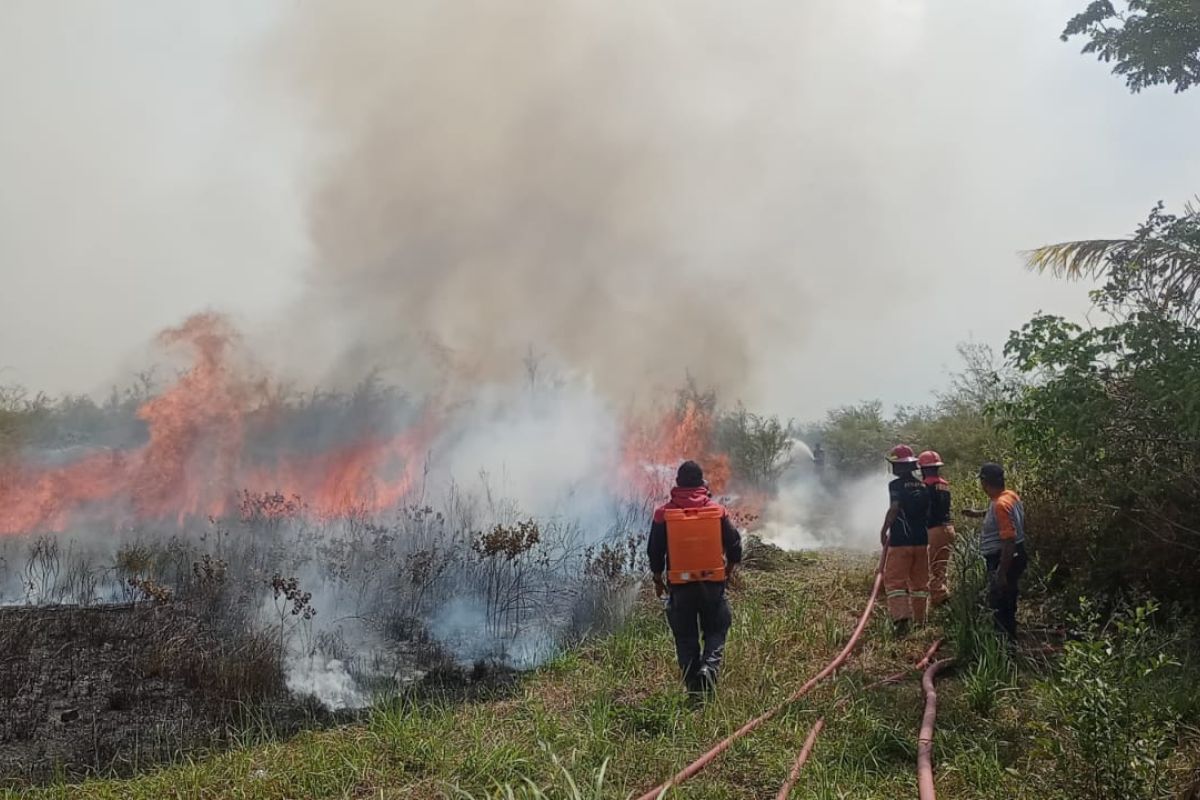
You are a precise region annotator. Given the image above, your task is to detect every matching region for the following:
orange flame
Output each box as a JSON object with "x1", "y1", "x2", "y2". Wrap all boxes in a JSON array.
[
  {"x1": 0, "y1": 314, "x2": 435, "y2": 534},
  {"x1": 0, "y1": 314, "x2": 769, "y2": 536},
  {"x1": 620, "y1": 399, "x2": 731, "y2": 500}
]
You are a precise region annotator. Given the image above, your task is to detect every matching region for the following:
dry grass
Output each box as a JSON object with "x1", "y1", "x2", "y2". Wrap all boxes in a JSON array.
[{"x1": 5, "y1": 550, "x2": 1196, "y2": 800}]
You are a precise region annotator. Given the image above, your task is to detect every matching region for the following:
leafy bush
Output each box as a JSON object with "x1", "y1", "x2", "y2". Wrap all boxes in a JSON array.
[
  {"x1": 816, "y1": 400, "x2": 894, "y2": 475},
  {"x1": 1003, "y1": 202, "x2": 1200, "y2": 605},
  {"x1": 1050, "y1": 599, "x2": 1180, "y2": 799},
  {"x1": 715, "y1": 406, "x2": 794, "y2": 489},
  {"x1": 944, "y1": 533, "x2": 1016, "y2": 716}
]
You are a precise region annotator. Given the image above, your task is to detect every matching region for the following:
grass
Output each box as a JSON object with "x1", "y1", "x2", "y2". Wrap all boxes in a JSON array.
[{"x1": 4, "y1": 549, "x2": 1194, "y2": 800}]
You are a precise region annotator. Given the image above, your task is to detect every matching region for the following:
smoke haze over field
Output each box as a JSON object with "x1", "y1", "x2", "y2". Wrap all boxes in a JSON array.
[
  {"x1": 3, "y1": 0, "x2": 1200, "y2": 414},
  {"x1": 6, "y1": 1, "x2": 1200, "y2": 710}
]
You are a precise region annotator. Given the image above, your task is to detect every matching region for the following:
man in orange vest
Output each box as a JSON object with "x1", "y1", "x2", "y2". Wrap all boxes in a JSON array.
[
  {"x1": 918, "y1": 450, "x2": 956, "y2": 606},
  {"x1": 648, "y1": 461, "x2": 743, "y2": 696},
  {"x1": 963, "y1": 462, "x2": 1028, "y2": 643}
]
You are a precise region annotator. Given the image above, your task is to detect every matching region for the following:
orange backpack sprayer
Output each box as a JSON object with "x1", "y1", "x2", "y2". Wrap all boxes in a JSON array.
[{"x1": 664, "y1": 506, "x2": 727, "y2": 584}]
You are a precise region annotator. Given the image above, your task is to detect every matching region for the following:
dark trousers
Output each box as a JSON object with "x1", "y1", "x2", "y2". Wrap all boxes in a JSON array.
[
  {"x1": 665, "y1": 581, "x2": 731, "y2": 688},
  {"x1": 984, "y1": 543, "x2": 1027, "y2": 641}
]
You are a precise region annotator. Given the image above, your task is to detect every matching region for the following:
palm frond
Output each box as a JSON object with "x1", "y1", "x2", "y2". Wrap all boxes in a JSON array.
[
  {"x1": 1025, "y1": 238, "x2": 1200, "y2": 311},
  {"x1": 1023, "y1": 239, "x2": 1131, "y2": 280}
]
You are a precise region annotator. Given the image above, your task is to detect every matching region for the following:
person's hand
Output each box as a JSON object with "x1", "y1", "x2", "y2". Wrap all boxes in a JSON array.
[
  {"x1": 726, "y1": 568, "x2": 742, "y2": 592},
  {"x1": 653, "y1": 575, "x2": 666, "y2": 598}
]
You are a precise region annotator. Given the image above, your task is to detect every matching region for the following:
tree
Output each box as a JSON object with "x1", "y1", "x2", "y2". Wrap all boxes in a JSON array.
[
  {"x1": 1026, "y1": 201, "x2": 1200, "y2": 324},
  {"x1": 819, "y1": 401, "x2": 895, "y2": 476},
  {"x1": 1062, "y1": 1, "x2": 1200, "y2": 93},
  {"x1": 1004, "y1": 200, "x2": 1200, "y2": 604},
  {"x1": 715, "y1": 407, "x2": 794, "y2": 489}
]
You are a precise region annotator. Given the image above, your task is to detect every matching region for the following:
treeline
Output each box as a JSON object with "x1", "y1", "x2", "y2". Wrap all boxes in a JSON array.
[
  {"x1": 799, "y1": 202, "x2": 1200, "y2": 609},
  {"x1": 0, "y1": 370, "x2": 418, "y2": 460}
]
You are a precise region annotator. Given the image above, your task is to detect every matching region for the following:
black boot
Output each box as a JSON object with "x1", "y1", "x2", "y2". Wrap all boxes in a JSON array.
[{"x1": 893, "y1": 618, "x2": 911, "y2": 638}]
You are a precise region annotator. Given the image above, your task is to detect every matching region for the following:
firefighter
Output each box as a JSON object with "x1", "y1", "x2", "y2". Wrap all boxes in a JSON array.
[
  {"x1": 918, "y1": 450, "x2": 956, "y2": 607},
  {"x1": 879, "y1": 445, "x2": 931, "y2": 636},
  {"x1": 963, "y1": 463, "x2": 1027, "y2": 643},
  {"x1": 648, "y1": 460, "x2": 743, "y2": 697}
]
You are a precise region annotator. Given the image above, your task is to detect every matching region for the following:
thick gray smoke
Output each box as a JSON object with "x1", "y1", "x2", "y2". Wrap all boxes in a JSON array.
[{"x1": 265, "y1": 0, "x2": 818, "y2": 403}]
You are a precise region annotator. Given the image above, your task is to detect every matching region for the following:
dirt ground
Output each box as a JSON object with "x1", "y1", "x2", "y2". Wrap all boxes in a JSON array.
[{"x1": 0, "y1": 603, "x2": 284, "y2": 785}]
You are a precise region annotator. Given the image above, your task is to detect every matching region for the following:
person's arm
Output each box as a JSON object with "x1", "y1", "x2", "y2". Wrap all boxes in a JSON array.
[
  {"x1": 996, "y1": 539, "x2": 1015, "y2": 587},
  {"x1": 880, "y1": 501, "x2": 900, "y2": 547},
  {"x1": 721, "y1": 515, "x2": 743, "y2": 578},
  {"x1": 994, "y1": 496, "x2": 1017, "y2": 587},
  {"x1": 648, "y1": 520, "x2": 668, "y2": 596}
]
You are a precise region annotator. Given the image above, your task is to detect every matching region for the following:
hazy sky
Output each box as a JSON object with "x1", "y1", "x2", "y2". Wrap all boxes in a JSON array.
[{"x1": 2, "y1": 0, "x2": 1198, "y2": 420}]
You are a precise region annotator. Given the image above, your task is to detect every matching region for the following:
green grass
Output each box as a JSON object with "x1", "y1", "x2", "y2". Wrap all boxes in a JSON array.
[{"x1": 4, "y1": 550, "x2": 1194, "y2": 799}]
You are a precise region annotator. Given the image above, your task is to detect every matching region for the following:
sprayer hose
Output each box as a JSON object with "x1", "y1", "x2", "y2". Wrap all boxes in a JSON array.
[
  {"x1": 632, "y1": 545, "x2": 890, "y2": 800},
  {"x1": 917, "y1": 658, "x2": 954, "y2": 800},
  {"x1": 773, "y1": 638, "x2": 944, "y2": 799}
]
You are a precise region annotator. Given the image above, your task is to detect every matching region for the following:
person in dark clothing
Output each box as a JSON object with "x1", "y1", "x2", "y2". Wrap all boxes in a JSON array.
[
  {"x1": 648, "y1": 460, "x2": 743, "y2": 696},
  {"x1": 918, "y1": 450, "x2": 957, "y2": 607},
  {"x1": 879, "y1": 445, "x2": 931, "y2": 636}
]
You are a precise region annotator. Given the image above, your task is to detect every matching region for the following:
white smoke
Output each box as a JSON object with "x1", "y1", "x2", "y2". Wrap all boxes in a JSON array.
[
  {"x1": 432, "y1": 380, "x2": 619, "y2": 525},
  {"x1": 285, "y1": 656, "x2": 368, "y2": 711},
  {"x1": 759, "y1": 452, "x2": 886, "y2": 551}
]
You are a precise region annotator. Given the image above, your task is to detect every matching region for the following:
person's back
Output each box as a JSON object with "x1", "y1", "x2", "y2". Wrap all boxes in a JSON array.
[
  {"x1": 880, "y1": 445, "x2": 932, "y2": 635},
  {"x1": 888, "y1": 472, "x2": 931, "y2": 547},
  {"x1": 919, "y1": 450, "x2": 956, "y2": 606},
  {"x1": 648, "y1": 460, "x2": 742, "y2": 698},
  {"x1": 981, "y1": 488, "x2": 1026, "y2": 555}
]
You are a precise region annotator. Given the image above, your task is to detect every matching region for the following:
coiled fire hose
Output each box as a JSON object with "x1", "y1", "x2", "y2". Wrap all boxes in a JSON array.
[
  {"x1": 633, "y1": 545, "x2": 890, "y2": 800},
  {"x1": 773, "y1": 638, "x2": 944, "y2": 800},
  {"x1": 917, "y1": 658, "x2": 954, "y2": 800}
]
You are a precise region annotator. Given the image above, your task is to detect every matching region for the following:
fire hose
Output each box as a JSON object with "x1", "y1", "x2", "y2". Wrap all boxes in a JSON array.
[
  {"x1": 633, "y1": 545, "x2": 889, "y2": 800},
  {"x1": 917, "y1": 658, "x2": 954, "y2": 800},
  {"x1": 773, "y1": 638, "x2": 944, "y2": 800}
]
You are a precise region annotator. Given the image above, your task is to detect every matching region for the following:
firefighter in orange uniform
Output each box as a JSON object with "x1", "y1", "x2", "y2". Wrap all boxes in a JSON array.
[
  {"x1": 879, "y1": 445, "x2": 931, "y2": 636},
  {"x1": 648, "y1": 461, "x2": 743, "y2": 696},
  {"x1": 918, "y1": 450, "x2": 956, "y2": 606}
]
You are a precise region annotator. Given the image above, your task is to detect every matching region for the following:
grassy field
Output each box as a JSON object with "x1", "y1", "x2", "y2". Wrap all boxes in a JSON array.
[{"x1": 5, "y1": 545, "x2": 1194, "y2": 800}]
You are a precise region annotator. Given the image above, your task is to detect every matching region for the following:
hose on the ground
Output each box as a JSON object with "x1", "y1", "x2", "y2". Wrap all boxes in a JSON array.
[
  {"x1": 633, "y1": 545, "x2": 889, "y2": 800},
  {"x1": 917, "y1": 658, "x2": 953, "y2": 800},
  {"x1": 773, "y1": 638, "x2": 944, "y2": 800},
  {"x1": 773, "y1": 718, "x2": 825, "y2": 800}
]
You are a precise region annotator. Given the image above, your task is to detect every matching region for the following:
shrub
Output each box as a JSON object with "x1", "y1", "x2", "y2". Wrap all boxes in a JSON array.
[
  {"x1": 1050, "y1": 598, "x2": 1180, "y2": 799},
  {"x1": 715, "y1": 407, "x2": 794, "y2": 489},
  {"x1": 944, "y1": 534, "x2": 1016, "y2": 716}
]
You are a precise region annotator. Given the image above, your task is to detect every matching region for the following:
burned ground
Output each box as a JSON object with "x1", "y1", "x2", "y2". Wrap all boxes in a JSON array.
[{"x1": 0, "y1": 602, "x2": 288, "y2": 786}]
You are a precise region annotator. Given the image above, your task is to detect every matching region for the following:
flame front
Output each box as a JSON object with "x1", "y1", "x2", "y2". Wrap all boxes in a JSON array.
[
  {"x1": 620, "y1": 399, "x2": 731, "y2": 499},
  {"x1": 0, "y1": 314, "x2": 436, "y2": 534},
  {"x1": 0, "y1": 314, "x2": 758, "y2": 536}
]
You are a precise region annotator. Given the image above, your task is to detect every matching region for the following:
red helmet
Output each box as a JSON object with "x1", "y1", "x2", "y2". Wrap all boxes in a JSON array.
[
  {"x1": 885, "y1": 444, "x2": 918, "y2": 464},
  {"x1": 917, "y1": 450, "x2": 944, "y2": 468}
]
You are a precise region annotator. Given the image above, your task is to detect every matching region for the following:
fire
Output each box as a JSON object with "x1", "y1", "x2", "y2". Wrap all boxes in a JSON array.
[
  {"x1": 0, "y1": 314, "x2": 761, "y2": 537},
  {"x1": 620, "y1": 398, "x2": 732, "y2": 499},
  {"x1": 0, "y1": 314, "x2": 435, "y2": 534}
]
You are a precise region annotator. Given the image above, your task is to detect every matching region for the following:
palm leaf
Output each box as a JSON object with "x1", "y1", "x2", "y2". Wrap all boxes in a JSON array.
[
  {"x1": 1025, "y1": 237, "x2": 1200, "y2": 313},
  {"x1": 1023, "y1": 239, "x2": 1131, "y2": 280}
]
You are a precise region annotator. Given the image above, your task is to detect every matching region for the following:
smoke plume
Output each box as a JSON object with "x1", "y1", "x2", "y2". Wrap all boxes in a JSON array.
[{"x1": 263, "y1": 0, "x2": 826, "y2": 403}]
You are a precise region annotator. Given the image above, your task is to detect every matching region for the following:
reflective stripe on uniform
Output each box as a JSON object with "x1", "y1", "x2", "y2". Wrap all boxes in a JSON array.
[{"x1": 886, "y1": 589, "x2": 909, "y2": 598}]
